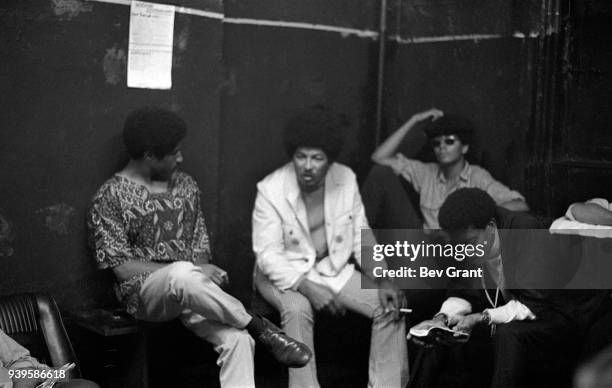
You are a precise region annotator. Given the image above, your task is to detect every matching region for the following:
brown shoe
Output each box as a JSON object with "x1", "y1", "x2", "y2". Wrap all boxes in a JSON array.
[{"x1": 257, "y1": 317, "x2": 312, "y2": 368}]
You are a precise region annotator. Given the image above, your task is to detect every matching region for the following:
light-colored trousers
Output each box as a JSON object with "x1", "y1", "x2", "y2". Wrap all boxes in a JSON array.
[
  {"x1": 136, "y1": 261, "x2": 255, "y2": 388},
  {"x1": 255, "y1": 269, "x2": 409, "y2": 388}
]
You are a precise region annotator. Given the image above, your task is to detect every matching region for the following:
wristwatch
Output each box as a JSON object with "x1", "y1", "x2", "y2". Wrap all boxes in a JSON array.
[{"x1": 481, "y1": 310, "x2": 492, "y2": 325}]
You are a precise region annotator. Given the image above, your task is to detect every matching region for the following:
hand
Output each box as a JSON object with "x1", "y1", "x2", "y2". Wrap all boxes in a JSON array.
[
  {"x1": 197, "y1": 263, "x2": 229, "y2": 287},
  {"x1": 298, "y1": 280, "x2": 345, "y2": 315},
  {"x1": 408, "y1": 319, "x2": 448, "y2": 348},
  {"x1": 377, "y1": 281, "x2": 406, "y2": 321},
  {"x1": 410, "y1": 108, "x2": 444, "y2": 124},
  {"x1": 453, "y1": 313, "x2": 482, "y2": 334},
  {"x1": 11, "y1": 368, "x2": 51, "y2": 388}
]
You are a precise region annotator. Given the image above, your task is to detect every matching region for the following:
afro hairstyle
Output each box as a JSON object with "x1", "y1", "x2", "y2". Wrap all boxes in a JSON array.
[
  {"x1": 438, "y1": 188, "x2": 498, "y2": 231},
  {"x1": 424, "y1": 114, "x2": 474, "y2": 145},
  {"x1": 282, "y1": 105, "x2": 347, "y2": 162},
  {"x1": 123, "y1": 106, "x2": 187, "y2": 159}
]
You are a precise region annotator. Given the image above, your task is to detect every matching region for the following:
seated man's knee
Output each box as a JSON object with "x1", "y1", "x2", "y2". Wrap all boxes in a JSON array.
[
  {"x1": 494, "y1": 322, "x2": 521, "y2": 339},
  {"x1": 365, "y1": 164, "x2": 396, "y2": 185},
  {"x1": 222, "y1": 328, "x2": 255, "y2": 351},
  {"x1": 493, "y1": 322, "x2": 531, "y2": 351},
  {"x1": 167, "y1": 261, "x2": 202, "y2": 287},
  {"x1": 281, "y1": 296, "x2": 314, "y2": 324}
]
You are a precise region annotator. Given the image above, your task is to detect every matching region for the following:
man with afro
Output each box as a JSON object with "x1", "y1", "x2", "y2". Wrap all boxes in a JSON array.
[
  {"x1": 252, "y1": 105, "x2": 409, "y2": 388},
  {"x1": 88, "y1": 107, "x2": 311, "y2": 387}
]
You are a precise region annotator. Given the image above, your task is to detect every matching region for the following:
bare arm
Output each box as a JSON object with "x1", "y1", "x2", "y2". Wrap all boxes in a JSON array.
[
  {"x1": 499, "y1": 198, "x2": 529, "y2": 212},
  {"x1": 112, "y1": 260, "x2": 168, "y2": 283},
  {"x1": 371, "y1": 108, "x2": 444, "y2": 166},
  {"x1": 571, "y1": 203, "x2": 612, "y2": 226}
]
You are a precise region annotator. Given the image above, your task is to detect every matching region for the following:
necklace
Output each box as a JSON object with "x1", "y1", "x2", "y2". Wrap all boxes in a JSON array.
[{"x1": 481, "y1": 277, "x2": 499, "y2": 336}]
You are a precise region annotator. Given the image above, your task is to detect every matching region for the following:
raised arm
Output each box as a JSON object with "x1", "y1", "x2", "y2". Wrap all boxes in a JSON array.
[
  {"x1": 371, "y1": 108, "x2": 444, "y2": 166},
  {"x1": 499, "y1": 198, "x2": 530, "y2": 212},
  {"x1": 570, "y1": 201, "x2": 612, "y2": 226}
]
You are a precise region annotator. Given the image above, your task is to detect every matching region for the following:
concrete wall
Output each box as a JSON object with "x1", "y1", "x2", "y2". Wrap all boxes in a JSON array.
[
  {"x1": 383, "y1": 0, "x2": 542, "y2": 195},
  {"x1": 216, "y1": 0, "x2": 381, "y2": 301},
  {"x1": 0, "y1": 0, "x2": 547, "y2": 308},
  {"x1": 0, "y1": 0, "x2": 223, "y2": 308}
]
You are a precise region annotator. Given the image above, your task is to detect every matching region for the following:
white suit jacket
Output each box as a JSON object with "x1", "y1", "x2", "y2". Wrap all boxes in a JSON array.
[{"x1": 252, "y1": 162, "x2": 371, "y2": 291}]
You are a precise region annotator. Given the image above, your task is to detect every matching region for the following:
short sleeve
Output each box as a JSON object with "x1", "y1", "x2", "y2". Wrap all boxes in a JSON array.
[
  {"x1": 471, "y1": 168, "x2": 524, "y2": 204},
  {"x1": 87, "y1": 187, "x2": 133, "y2": 269},
  {"x1": 388, "y1": 153, "x2": 428, "y2": 192}
]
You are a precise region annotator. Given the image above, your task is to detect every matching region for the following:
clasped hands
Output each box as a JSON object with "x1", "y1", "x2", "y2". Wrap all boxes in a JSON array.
[
  {"x1": 196, "y1": 263, "x2": 229, "y2": 287},
  {"x1": 298, "y1": 279, "x2": 406, "y2": 320},
  {"x1": 410, "y1": 313, "x2": 483, "y2": 348}
]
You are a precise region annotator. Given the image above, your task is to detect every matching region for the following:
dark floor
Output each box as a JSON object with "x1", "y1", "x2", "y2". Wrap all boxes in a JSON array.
[{"x1": 70, "y1": 311, "x2": 374, "y2": 388}]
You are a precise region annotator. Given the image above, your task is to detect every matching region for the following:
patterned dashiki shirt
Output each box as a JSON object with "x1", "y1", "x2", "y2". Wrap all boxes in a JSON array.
[{"x1": 87, "y1": 171, "x2": 211, "y2": 315}]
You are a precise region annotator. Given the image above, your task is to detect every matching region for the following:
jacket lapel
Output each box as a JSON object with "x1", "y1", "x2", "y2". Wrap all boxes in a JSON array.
[
  {"x1": 284, "y1": 164, "x2": 310, "y2": 235},
  {"x1": 324, "y1": 164, "x2": 341, "y2": 248}
]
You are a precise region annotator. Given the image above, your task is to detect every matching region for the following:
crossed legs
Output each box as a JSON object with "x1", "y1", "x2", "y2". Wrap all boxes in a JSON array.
[{"x1": 137, "y1": 261, "x2": 255, "y2": 388}]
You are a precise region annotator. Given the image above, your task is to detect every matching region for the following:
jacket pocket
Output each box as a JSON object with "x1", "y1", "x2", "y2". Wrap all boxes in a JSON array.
[
  {"x1": 330, "y1": 212, "x2": 354, "y2": 253},
  {"x1": 282, "y1": 223, "x2": 303, "y2": 252}
]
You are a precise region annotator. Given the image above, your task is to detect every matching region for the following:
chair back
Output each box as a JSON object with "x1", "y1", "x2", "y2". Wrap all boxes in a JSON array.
[{"x1": 0, "y1": 293, "x2": 81, "y2": 378}]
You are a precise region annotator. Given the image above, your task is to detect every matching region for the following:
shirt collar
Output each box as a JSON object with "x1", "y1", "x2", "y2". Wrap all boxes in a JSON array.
[{"x1": 436, "y1": 161, "x2": 471, "y2": 183}]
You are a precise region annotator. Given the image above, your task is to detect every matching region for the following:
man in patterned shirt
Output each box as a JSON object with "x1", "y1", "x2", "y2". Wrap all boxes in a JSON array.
[{"x1": 87, "y1": 107, "x2": 311, "y2": 388}]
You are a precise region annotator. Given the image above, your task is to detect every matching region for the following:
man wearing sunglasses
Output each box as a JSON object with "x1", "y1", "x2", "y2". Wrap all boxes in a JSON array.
[{"x1": 366, "y1": 108, "x2": 528, "y2": 230}]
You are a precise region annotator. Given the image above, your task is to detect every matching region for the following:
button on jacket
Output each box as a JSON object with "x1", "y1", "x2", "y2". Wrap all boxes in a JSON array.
[{"x1": 252, "y1": 162, "x2": 372, "y2": 292}]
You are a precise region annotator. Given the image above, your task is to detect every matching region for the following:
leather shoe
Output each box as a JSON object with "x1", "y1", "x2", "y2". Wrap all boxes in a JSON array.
[{"x1": 257, "y1": 317, "x2": 312, "y2": 368}]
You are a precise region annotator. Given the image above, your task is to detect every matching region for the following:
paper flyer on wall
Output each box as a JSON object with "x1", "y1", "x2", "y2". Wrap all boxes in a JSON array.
[{"x1": 127, "y1": 1, "x2": 175, "y2": 89}]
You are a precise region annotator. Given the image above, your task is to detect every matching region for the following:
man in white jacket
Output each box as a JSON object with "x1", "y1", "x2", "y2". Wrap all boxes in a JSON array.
[{"x1": 252, "y1": 106, "x2": 408, "y2": 388}]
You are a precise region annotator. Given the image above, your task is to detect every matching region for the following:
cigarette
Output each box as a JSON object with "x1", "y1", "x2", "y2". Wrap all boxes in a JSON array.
[{"x1": 383, "y1": 308, "x2": 413, "y2": 314}]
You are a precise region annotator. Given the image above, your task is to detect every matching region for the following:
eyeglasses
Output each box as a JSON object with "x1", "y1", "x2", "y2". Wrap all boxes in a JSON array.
[{"x1": 430, "y1": 136, "x2": 458, "y2": 148}]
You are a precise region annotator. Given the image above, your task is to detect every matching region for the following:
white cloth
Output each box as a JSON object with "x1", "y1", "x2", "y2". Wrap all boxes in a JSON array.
[
  {"x1": 438, "y1": 297, "x2": 473, "y2": 320},
  {"x1": 484, "y1": 300, "x2": 535, "y2": 324},
  {"x1": 438, "y1": 297, "x2": 534, "y2": 324},
  {"x1": 252, "y1": 162, "x2": 373, "y2": 292},
  {"x1": 549, "y1": 198, "x2": 612, "y2": 238}
]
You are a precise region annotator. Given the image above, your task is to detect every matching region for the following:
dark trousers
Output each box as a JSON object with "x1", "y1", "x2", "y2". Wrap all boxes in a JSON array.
[
  {"x1": 409, "y1": 310, "x2": 580, "y2": 388},
  {"x1": 361, "y1": 165, "x2": 448, "y2": 323},
  {"x1": 581, "y1": 295, "x2": 612, "y2": 361},
  {"x1": 361, "y1": 165, "x2": 422, "y2": 230}
]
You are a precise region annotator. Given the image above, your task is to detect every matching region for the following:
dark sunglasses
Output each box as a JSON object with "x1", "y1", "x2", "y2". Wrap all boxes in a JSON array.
[{"x1": 430, "y1": 136, "x2": 458, "y2": 148}]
